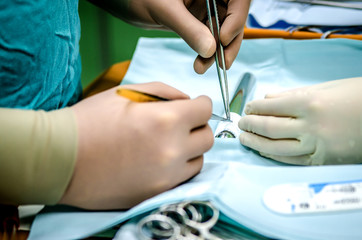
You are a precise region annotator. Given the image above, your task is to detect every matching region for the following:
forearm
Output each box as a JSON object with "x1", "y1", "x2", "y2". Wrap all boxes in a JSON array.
[{"x1": 0, "y1": 108, "x2": 77, "y2": 205}]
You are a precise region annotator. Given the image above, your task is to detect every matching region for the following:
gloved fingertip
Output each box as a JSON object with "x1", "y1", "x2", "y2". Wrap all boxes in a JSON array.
[
  {"x1": 197, "y1": 35, "x2": 215, "y2": 58},
  {"x1": 239, "y1": 132, "x2": 247, "y2": 145},
  {"x1": 265, "y1": 93, "x2": 278, "y2": 99},
  {"x1": 237, "y1": 118, "x2": 244, "y2": 130},
  {"x1": 244, "y1": 104, "x2": 252, "y2": 114},
  {"x1": 220, "y1": 29, "x2": 234, "y2": 48},
  {"x1": 223, "y1": 55, "x2": 233, "y2": 70},
  {"x1": 193, "y1": 57, "x2": 214, "y2": 74},
  {"x1": 193, "y1": 61, "x2": 207, "y2": 75}
]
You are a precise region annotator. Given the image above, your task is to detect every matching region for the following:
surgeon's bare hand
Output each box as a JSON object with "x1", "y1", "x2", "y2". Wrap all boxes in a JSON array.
[
  {"x1": 238, "y1": 78, "x2": 362, "y2": 166},
  {"x1": 59, "y1": 82, "x2": 214, "y2": 210},
  {"x1": 90, "y1": 0, "x2": 250, "y2": 74}
]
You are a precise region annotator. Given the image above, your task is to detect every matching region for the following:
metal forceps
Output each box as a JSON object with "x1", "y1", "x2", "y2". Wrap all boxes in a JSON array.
[{"x1": 206, "y1": 0, "x2": 231, "y2": 121}]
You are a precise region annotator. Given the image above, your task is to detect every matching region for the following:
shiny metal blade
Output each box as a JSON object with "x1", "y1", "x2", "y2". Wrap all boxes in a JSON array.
[{"x1": 229, "y1": 72, "x2": 256, "y2": 115}]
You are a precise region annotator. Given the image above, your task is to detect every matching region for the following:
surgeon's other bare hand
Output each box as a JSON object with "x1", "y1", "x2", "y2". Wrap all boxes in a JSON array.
[
  {"x1": 90, "y1": 0, "x2": 250, "y2": 74},
  {"x1": 59, "y1": 82, "x2": 214, "y2": 210},
  {"x1": 238, "y1": 78, "x2": 362, "y2": 166}
]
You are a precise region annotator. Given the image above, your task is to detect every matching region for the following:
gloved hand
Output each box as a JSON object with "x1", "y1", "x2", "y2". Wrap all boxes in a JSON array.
[
  {"x1": 59, "y1": 82, "x2": 214, "y2": 209},
  {"x1": 89, "y1": 0, "x2": 250, "y2": 74},
  {"x1": 238, "y1": 78, "x2": 362, "y2": 165}
]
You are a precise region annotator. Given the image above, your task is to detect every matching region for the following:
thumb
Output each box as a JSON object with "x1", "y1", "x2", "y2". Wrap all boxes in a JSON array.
[{"x1": 151, "y1": 1, "x2": 216, "y2": 58}]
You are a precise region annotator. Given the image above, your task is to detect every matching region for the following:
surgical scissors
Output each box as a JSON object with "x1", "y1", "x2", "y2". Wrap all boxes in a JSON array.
[
  {"x1": 136, "y1": 200, "x2": 269, "y2": 239},
  {"x1": 137, "y1": 201, "x2": 222, "y2": 239},
  {"x1": 206, "y1": 0, "x2": 231, "y2": 121}
]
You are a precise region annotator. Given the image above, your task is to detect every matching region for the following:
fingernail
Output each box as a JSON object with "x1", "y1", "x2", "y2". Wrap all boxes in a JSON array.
[
  {"x1": 198, "y1": 36, "x2": 215, "y2": 58},
  {"x1": 193, "y1": 63, "x2": 206, "y2": 75},
  {"x1": 238, "y1": 118, "x2": 244, "y2": 129},
  {"x1": 244, "y1": 104, "x2": 251, "y2": 114}
]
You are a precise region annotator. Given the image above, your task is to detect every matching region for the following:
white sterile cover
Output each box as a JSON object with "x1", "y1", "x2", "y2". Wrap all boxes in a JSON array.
[{"x1": 29, "y1": 38, "x2": 362, "y2": 240}]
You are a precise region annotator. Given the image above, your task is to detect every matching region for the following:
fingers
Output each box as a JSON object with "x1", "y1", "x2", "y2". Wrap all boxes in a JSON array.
[
  {"x1": 176, "y1": 95, "x2": 213, "y2": 129},
  {"x1": 219, "y1": 0, "x2": 250, "y2": 47},
  {"x1": 238, "y1": 115, "x2": 302, "y2": 139},
  {"x1": 160, "y1": 0, "x2": 250, "y2": 73},
  {"x1": 194, "y1": 0, "x2": 249, "y2": 72},
  {"x1": 223, "y1": 32, "x2": 243, "y2": 69},
  {"x1": 264, "y1": 81, "x2": 337, "y2": 99},
  {"x1": 193, "y1": 55, "x2": 215, "y2": 74},
  {"x1": 121, "y1": 82, "x2": 190, "y2": 100},
  {"x1": 185, "y1": 125, "x2": 214, "y2": 178},
  {"x1": 244, "y1": 97, "x2": 302, "y2": 117},
  {"x1": 264, "y1": 86, "x2": 311, "y2": 99},
  {"x1": 219, "y1": 0, "x2": 249, "y2": 69},
  {"x1": 259, "y1": 152, "x2": 313, "y2": 166},
  {"x1": 188, "y1": 124, "x2": 214, "y2": 157},
  {"x1": 155, "y1": 1, "x2": 216, "y2": 58},
  {"x1": 185, "y1": 155, "x2": 204, "y2": 179},
  {"x1": 266, "y1": 80, "x2": 345, "y2": 99},
  {"x1": 194, "y1": 31, "x2": 243, "y2": 73},
  {"x1": 239, "y1": 131, "x2": 315, "y2": 156}
]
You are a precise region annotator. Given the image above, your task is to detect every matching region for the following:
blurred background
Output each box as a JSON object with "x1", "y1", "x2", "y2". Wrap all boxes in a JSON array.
[
  {"x1": 79, "y1": 0, "x2": 362, "y2": 88},
  {"x1": 78, "y1": 1, "x2": 179, "y2": 88}
]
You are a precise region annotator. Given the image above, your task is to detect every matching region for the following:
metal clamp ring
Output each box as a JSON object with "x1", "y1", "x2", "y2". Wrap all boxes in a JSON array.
[{"x1": 137, "y1": 214, "x2": 180, "y2": 240}]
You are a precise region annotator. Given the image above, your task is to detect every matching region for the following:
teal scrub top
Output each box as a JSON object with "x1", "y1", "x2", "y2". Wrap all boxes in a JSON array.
[{"x1": 0, "y1": 0, "x2": 82, "y2": 111}]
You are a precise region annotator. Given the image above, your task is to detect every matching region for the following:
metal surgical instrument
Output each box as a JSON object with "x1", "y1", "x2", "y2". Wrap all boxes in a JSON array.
[
  {"x1": 116, "y1": 88, "x2": 229, "y2": 121},
  {"x1": 136, "y1": 200, "x2": 270, "y2": 240},
  {"x1": 206, "y1": 0, "x2": 231, "y2": 121},
  {"x1": 215, "y1": 72, "x2": 256, "y2": 138},
  {"x1": 137, "y1": 201, "x2": 221, "y2": 240},
  {"x1": 229, "y1": 72, "x2": 256, "y2": 116}
]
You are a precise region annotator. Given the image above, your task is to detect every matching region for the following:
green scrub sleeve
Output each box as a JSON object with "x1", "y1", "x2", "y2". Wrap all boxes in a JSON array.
[{"x1": 0, "y1": 107, "x2": 78, "y2": 205}]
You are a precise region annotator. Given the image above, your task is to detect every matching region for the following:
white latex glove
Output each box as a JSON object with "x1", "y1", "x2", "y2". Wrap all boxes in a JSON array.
[
  {"x1": 89, "y1": 0, "x2": 251, "y2": 74},
  {"x1": 238, "y1": 78, "x2": 362, "y2": 165},
  {"x1": 59, "y1": 82, "x2": 214, "y2": 210}
]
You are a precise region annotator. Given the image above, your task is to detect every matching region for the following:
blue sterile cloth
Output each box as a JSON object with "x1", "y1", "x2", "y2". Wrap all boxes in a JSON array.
[
  {"x1": 29, "y1": 38, "x2": 362, "y2": 240},
  {"x1": 0, "y1": 0, "x2": 82, "y2": 110},
  {"x1": 248, "y1": 0, "x2": 362, "y2": 32}
]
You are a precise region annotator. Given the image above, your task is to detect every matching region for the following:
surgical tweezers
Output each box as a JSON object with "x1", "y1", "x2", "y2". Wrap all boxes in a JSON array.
[{"x1": 206, "y1": 0, "x2": 231, "y2": 121}]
